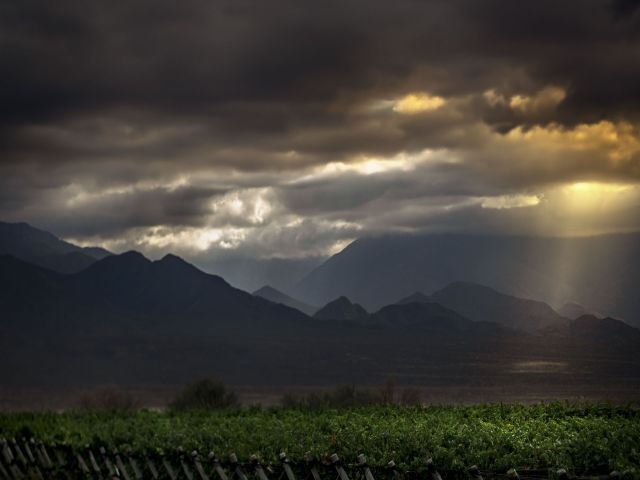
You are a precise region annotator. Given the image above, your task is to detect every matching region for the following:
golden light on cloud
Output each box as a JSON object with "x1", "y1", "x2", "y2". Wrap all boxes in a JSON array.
[
  {"x1": 562, "y1": 182, "x2": 634, "y2": 212},
  {"x1": 505, "y1": 120, "x2": 640, "y2": 166},
  {"x1": 393, "y1": 93, "x2": 445, "y2": 114},
  {"x1": 509, "y1": 86, "x2": 566, "y2": 114},
  {"x1": 484, "y1": 86, "x2": 566, "y2": 114},
  {"x1": 480, "y1": 194, "x2": 541, "y2": 209}
]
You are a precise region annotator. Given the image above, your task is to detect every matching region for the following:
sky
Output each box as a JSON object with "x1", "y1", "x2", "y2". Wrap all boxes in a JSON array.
[{"x1": 1, "y1": 0, "x2": 640, "y2": 263}]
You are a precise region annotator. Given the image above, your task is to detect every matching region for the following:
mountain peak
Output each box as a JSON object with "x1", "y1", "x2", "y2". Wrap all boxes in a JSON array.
[
  {"x1": 0, "y1": 220, "x2": 110, "y2": 273},
  {"x1": 431, "y1": 280, "x2": 566, "y2": 334},
  {"x1": 253, "y1": 285, "x2": 318, "y2": 316},
  {"x1": 159, "y1": 253, "x2": 187, "y2": 264},
  {"x1": 313, "y1": 296, "x2": 368, "y2": 322},
  {"x1": 119, "y1": 250, "x2": 150, "y2": 262},
  {"x1": 253, "y1": 285, "x2": 279, "y2": 296}
]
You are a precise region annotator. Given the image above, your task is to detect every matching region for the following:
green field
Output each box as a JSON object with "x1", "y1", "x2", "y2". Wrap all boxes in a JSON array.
[{"x1": 1, "y1": 403, "x2": 640, "y2": 477}]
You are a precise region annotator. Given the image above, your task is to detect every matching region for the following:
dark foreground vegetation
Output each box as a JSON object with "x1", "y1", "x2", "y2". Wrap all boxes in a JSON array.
[{"x1": 1, "y1": 403, "x2": 639, "y2": 477}]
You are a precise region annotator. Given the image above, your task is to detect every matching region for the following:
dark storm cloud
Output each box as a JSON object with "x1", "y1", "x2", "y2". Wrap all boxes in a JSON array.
[
  {"x1": 1, "y1": 184, "x2": 227, "y2": 238},
  {"x1": 1, "y1": 0, "x2": 639, "y2": 257},
  {"x1": 2, "y1": 0, "x2": 639, "y2": 131},
  {"x1": 610, "y1": 0, "x2": 640, "y2": 19}
]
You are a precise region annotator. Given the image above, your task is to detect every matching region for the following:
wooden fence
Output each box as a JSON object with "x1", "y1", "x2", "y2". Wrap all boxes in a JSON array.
[{"x1": 0, "y1": 437, "x2": 628, "y2": 480}]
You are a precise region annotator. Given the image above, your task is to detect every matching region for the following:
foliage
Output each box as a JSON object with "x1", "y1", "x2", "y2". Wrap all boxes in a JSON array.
[
  {"x1": 0, "y1": 403, "x2": 639, "y2": 477},
  {"x1": 281, "y1": 385, "x2": 379, "y2": 408},
  {"x1": 77, "y1": 385, "x2": 140, "y2": 412},
  {"x1": 169, "y1": 378, "x2": 239, "y2": 410},
  {"x1": 281, "y1": 380, "x2": 421, "y2": 408}
]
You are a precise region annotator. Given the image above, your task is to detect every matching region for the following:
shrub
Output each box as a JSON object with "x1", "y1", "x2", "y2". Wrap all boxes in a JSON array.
[
  {"x1": 280, "y1": 385, "x2": 378, "y2": 408},
  {"x1": 170, "y1": 378, "x2": 239, "y2": 410},
  {"x1": 78, "y1": 385, "x2": 139, "y2": 412}
]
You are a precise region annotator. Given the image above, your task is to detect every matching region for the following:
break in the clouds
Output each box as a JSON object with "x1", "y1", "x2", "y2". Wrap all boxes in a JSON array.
[{"x1": 1, "y1": 0, "x2": 640, "y2": 261}]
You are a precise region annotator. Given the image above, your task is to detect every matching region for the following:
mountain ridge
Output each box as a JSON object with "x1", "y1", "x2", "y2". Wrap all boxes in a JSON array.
[
  {"x1": 0, "y1": 221, "x2": 111, "y2": 274},
  {"x1": 293, "y1": 232, "x2": 640, "y2": 326},
  {"x1": 253, "y1": 285, "x2": 318, "y2": 316}
]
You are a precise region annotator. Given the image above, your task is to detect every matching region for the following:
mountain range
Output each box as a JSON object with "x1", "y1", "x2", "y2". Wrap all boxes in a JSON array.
[
  {"x1": 2, "y1": 221, "x2": 640, "y2": 405},
  {"x1": 292, "y1": 233, "x2": 640, "y2": 327}
]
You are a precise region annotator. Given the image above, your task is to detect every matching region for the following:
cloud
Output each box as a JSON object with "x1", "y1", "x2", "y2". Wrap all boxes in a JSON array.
[
  {"x1": 0, "y1": 0, "x2": 639, "y2": 263},
  {"x1": 393, "y1": 94, "x2": 446, "y2": 114}
]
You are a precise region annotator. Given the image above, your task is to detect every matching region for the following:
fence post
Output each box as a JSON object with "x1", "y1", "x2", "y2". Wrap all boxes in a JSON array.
[
  {"x1": 425, "y1": 459, "x2": 442, "y2": 480},
  {"x1": 145, "y1": 453, "x2": 160, "y2": 480},
  {"x1": 330, "y1": 454, "x2": 350, "y2": 480},
  {"x1": 304, "y1": 453, "x2": 322, "y2": 480},
  {"x1": 159, "y1": 449, "x2": 178, "y2": 480},
  {"x1": 209, "y1": 452, "x2": 229, "y2": 480},
  {"x1": 113, "y1": 448, "x2": 131, "y2": 480},
  {"x1": 178, "y1": 447, "x2": 194, "y2": 480},
  {"x1": 384, "y1": 460, "x2": 400, "y2": 480},
  {"x1": 229, "y1": 453, "x2": 248, "y2": 480},
  {"x1": 192, "y1": 451, "x2": 210, "y2": 480},
  {"x1": 279, "y1": 453, "x2": 296, "y2": 480},
  {"x1": 357, "y1": 454, "x2": 375, "y2": 480},
  {"x1": 250, "y1": 455, "x2": 270, "y2": 480},
  {"x1": 125, "y1": 448, "x2": 143, "y2": 480},
  {"x1": 86, "y1": 445, "x2": 103, "y2": 479},
  {"x1": 100, "y1": 446, "x2": 118, "y2": 478},
  {"x1": 76, "y1": 449, "x2": 91, "y2": 478},
  {"x1": 468, "y1": 465, "x2": 483, "y2": 480}
]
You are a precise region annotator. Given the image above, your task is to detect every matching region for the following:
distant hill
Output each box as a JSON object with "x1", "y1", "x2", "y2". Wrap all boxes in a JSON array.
[
  {"x1": 430, "y1": 281, "x2": 567, "y2": 334},
  {"x1": 293, "y1": 233, "x2": 640, "y2": 326},
  {"x1": 253, "y1": 285, "x2": 317, "y2": 315},
  {"x1": 542, "y1": 314, "x2": 640, "y2": 344},
  {"x1": 312, "y1": 293, "x2": 508, "y2": 335},
  {"x1": 557, "y1": 302, "x2": 597, "y2": 320},
  {"x1": 372, "y1": 301, "x2": 470, "y2": 331},
  {"x1": 0, "y1": 221, "x2": 111, "y2": 274},
  {"x1": 569, "y1": 315, "x2": 640, "y2": 343},
  {"x1": 313, "y1": 296, "x2": 369, "y2": 322}
]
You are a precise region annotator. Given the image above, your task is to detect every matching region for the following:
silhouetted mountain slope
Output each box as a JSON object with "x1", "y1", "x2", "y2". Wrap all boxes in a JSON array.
[
  {"x1": 1, "y1": 251, "x2": 311, "y2": 338},
  {"x1": 569, "y1": 315, "x2": 640, "y2": 342},
  {"x1": 430, "y1": 281, "x2": 567, "y2": 334},
  {"x1": 0, "y1": 255, "x2": 126, "y2": 333},
  {"x1": 542, "y1": 314, "x2": 640, "y2": 344},
  {"x1": 253, "y1": 285, "x2": 317, "y2": 315},
  {"x1": 293, "y1": 233, "x2": 640, "y2": 326},
  {"x1": 197, "y1": 256, "x2": 324, "y2": 293},
  {"x1": 557, "y1": 302, "x2": 597, "y2": 320},
  {"x1": 3, "y1": 253, "x2": 640, "y2": 399},
  {"x1": 372, "y1": 302, "x2": 469, "y2": 331},
  {"x1": 313, "y1": 296, "x2": 369, "y2": 322},
  {"x1": 396, "y1": 292, "x2": 431, "y2": 305},
  {"x1": 0, "y1": 221, "x2": 111, "y2": 274}
]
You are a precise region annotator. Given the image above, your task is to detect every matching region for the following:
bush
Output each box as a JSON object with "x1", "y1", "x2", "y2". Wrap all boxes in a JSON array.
[
  {"x1": 281, "y1": 385, "x2": 378, "y2": 408},
  {"x1": 170, "y1": 378, "x2": 239, "y2": 410},
  {"x1": 78, "y1": 386, "x2": 139, "y2": 412}
]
